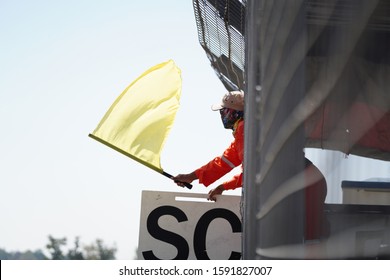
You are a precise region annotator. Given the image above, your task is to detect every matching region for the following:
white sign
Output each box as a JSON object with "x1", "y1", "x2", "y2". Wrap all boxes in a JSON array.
[{"x1": 138, "y1": 190, "x2": 242, "y2": 260}]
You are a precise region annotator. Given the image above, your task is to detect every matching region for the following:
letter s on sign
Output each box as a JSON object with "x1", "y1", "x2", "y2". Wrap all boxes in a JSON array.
[{"x1": 142, "y1": 205, "x2": 189, "y2": 260}]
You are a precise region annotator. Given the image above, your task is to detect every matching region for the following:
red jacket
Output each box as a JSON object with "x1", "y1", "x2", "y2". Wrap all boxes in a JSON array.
[{"x1": 195, "y1": 119, "x2": 244, "y2": 190}]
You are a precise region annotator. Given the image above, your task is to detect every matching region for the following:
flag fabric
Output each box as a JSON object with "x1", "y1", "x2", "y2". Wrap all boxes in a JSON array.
[{"x1": 89, "y1": 60, "x2": 182, "y2": 173}]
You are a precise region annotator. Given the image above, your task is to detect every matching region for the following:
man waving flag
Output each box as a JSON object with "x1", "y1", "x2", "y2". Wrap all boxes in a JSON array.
[{"x1": 89, "y1": 60, "x2": 191, "y2": 188}]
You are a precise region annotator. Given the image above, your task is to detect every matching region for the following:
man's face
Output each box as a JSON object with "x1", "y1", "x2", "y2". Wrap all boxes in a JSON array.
[{"x1": 220, "y1": 107, "x2": 240, "y2": 129}]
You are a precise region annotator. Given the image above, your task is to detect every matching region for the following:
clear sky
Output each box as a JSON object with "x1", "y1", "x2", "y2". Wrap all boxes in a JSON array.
[
  {"x1": 1, "y1": 0, "x2": 389, "y2": 260},
  {"x1": 0, "y1": 0, "x2": 242, "y2": 259}
]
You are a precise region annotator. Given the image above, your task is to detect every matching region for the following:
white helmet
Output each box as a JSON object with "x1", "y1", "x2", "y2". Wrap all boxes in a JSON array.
[{"x1": 211, "y1": 90, "x2": 244, "y2": 111}]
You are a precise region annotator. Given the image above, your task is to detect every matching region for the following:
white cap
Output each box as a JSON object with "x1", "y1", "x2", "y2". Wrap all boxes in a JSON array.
[{"x1": 211, "y1": 90, "x2": 244, "y2": 111}]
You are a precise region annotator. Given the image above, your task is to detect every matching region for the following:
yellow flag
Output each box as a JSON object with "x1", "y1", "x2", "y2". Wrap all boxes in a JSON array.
[{"x1": 89, "y1": 60, "x2": 181, "y2": 173}]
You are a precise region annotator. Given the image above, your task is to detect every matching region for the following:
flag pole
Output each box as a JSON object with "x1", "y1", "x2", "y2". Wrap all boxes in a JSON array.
[
  {"x1": 89, "y1": 134, "x2": 192, "y2": 189},
  {"x1": 161, "y1": 171, "x2": 192, "y2": 189}
]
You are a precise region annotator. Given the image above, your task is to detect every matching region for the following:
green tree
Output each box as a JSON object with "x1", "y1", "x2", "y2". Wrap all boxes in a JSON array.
[
  {"x1": 46, "y1": 235, "x2": 116, "y2": 260},
  {"x1": 0, "y1": 248, "x2": 10, "y2": 259},
  {"x1": 46, "y1": 235, "x2": 67, "y2": 260},
  {"x1": 0, "y1": 248, "x2": 47, "y2": 260},
  {"x1": 67, "y1": 236, "x2": 84, "y2": 260},
  {"x1": 1, "y1": 236, "x2": 117, "y2": 260},
  {"x1": 83, "y1": 239, "x2": 116, "y2": 260}
]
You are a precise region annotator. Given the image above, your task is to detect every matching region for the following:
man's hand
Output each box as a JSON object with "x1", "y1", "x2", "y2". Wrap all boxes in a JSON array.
[
  {"x1": 172, "y1": 172, "x2": 197, "y2": 188},
  {"x1": 207, "y1": 185, "x2": 225, "y2": 201}
]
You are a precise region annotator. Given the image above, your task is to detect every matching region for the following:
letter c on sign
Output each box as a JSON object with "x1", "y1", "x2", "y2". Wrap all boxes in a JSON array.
[{"x1": 193, "y1": 208, "x2": 242, "y2": 260}]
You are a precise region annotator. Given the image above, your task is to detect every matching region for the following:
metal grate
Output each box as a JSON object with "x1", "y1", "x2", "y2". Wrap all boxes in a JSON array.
[
  {"x1": 193, "y1": 0, "x2": 246, "y2": 91},
  {"x1": 193, "y1": 0, "x2": 390, "y2": 92}
]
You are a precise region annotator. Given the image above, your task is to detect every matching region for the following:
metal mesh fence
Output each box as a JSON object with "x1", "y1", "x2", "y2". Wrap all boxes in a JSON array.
[
  {"x1": 193, "y1": 0, "x2": 390, "y2": 260},
  {"x1": 244, "y1": 0, "x2": 390, "y2": 260},
  {"x1": 193, "y1": 0, "x2": 246, "y2": 91}
]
